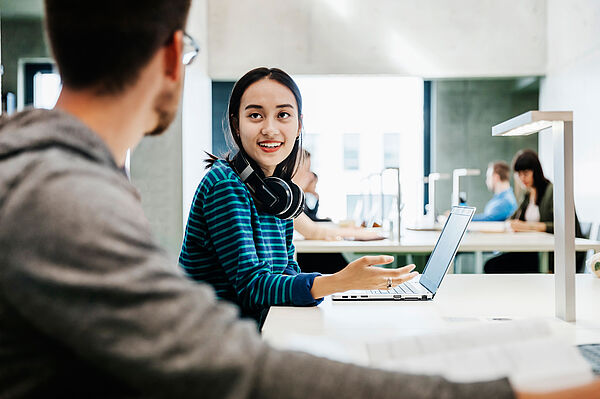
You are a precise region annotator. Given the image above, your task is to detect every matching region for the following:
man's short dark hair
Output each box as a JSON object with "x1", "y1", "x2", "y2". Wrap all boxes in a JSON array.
[
  {"x1": 44, "y1": 0, "x2": 191, "y2": 94},
  {"x1": 490, "y1": 161, "x2": 510, "y2": 182}
]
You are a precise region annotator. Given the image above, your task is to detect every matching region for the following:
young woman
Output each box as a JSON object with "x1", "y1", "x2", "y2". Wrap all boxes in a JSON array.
[
  {"x1": 484, "y1": 149, "x2": 584, "y2": 273},
  {"x1": 179, "y1": 68, "x2": 417, "y2": 324}
]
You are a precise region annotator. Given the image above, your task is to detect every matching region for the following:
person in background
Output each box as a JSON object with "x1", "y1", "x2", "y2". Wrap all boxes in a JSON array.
[
  {"x1": 292, "y1": 149, "x2": 382, "y2": 273},
  {"x1": 2, "y1": 1, "x2": 599, "y2": 397},
  {"x1": 485, "y1": 150, "x2": 584, "y2": 273},
  {"x1": 293, "y1": 150, "x2": 323, "y2": 221},
  {"x1": 472, "y1": 161, "x2": 518, "y2": 222},
  {"x1": 179, "y1": 67, "x2": 417, "y2": 325},
  {"x1": 292, "y1": 151, "x2": 384, "y2": 241}
]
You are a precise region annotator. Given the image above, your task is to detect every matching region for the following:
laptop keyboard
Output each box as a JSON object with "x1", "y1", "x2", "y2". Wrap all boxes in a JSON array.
[
  {"x1": 578, "y1": 344, "x2": 600, "y2": 375},
  {"x1": 369, "y1": 281, "x2": 423, "y2": 295}
]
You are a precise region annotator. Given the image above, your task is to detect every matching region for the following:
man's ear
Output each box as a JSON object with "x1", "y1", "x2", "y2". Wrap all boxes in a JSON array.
[{"x1": 164, "y1": 30, "x2": 184, "y2": 82}]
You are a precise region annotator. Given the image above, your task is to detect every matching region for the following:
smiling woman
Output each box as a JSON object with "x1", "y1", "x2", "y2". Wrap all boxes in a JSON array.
[
  {"x1": 178, "y1": 67, "x2": 417, "y2": 326},
  {"x1": 238, "y1": 78, "x2": 301, "y2": 176}
]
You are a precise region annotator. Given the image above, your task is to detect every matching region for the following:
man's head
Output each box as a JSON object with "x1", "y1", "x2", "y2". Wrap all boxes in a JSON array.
[
  {"x1": 44, "y1": 0, "x2": 192, "y2": 136},
  {"x1": 485, "y1": 161, "x2": 510, "y2": 192}
]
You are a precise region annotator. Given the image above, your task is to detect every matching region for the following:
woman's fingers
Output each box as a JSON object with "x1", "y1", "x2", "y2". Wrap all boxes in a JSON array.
[
  {"x1": 391, "y1": 271, "x2": 419, "y2": 285},
  {"x1": 393, "y1": 264, "x2": 416, "y2": 274},
  {"x1": 352, "y1": 255, "x2": 395, "y2": 268}
]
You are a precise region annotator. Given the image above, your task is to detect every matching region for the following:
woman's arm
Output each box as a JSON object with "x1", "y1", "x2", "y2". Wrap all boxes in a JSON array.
[
  {"x1": 204, "y1": 179, "x2": 319, "y2": 309},
  {"x1": 310, "y1": 257, "x2": 418, "y2": 299},
  {"x1": 509, "y1": 220, "x2": 547, "y2": 232}
]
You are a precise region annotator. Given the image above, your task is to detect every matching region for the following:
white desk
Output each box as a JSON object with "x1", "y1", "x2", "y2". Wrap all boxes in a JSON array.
[
  {"x1": 262, "y1": 275, "x2": 600, "y2": 360},
  {"x1": 294, "y1": 231, "x2": 600, "y2": 273},
  {"x1": 294, "y1": 230, "x2": 600, "y2": 253}
]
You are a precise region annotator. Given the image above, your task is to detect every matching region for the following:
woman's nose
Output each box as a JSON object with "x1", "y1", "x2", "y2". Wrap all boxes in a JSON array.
[{"x1": 261, "y1": 120, "x2": 278, "y2": 136}]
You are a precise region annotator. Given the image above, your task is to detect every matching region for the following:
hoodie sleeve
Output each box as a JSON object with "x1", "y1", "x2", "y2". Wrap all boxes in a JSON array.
[{"x1": 0, "y1": 167, "x2": 515, "y2": 399}]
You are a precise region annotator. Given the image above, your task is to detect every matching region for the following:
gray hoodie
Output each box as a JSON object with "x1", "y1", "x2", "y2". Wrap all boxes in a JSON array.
[{"x1": 0, "y1": 108, "x2": 514, "y2": 398}]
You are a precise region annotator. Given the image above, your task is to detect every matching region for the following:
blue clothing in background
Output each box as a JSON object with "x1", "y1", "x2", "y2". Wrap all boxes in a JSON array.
[
  {"x1": 471, "y1": 188, "x2": 517, "y2": 222},
  {"x1": 179, "y1": 159, "x2": 321, "y2": 322}
]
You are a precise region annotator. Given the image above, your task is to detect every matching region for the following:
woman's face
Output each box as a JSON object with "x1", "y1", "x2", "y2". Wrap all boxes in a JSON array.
[
  {"x1": 237, "y1": 78, "x2": 301, "y2": 176},
  {"x1": 517, "y1": 169, "x2": 534, "y2": 189}
]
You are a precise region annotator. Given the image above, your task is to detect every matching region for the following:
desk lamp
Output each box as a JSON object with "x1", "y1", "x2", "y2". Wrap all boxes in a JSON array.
[
  {"x1": 451, "y1": 168, "x2": 481, "y2": 207},
  {"x1": 492, "y1": 111, "x2": 575, "y2": 321},
  {"x1": 424, "y1": 172, "x2": 450, "y2": 227}
]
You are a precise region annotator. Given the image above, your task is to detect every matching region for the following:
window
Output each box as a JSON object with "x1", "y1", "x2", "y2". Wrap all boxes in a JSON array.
[
  {"x1": 293, "y1": 76, "x2": 424, "y2": 222},
  {"x1": 383, "y1": 133, "x2": 401, "y2": 168},
  {"x1": 33, "y1": 72, "x2": 60, "y2": 109},
  {"x1": 303, "y1": 133, "x2": 320, "y2": 170},
  {"x1": 343, "y1": 133, "x2": 360, "y2": 170},
  {"x1": 17, "y1": 58, "x2": 59, "y2": 111}
]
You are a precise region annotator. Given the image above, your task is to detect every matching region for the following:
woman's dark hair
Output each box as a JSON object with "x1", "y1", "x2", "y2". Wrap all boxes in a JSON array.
[
  {"x1": 512, "y1": 149, "x2": 550, "y2": 205},
  {"x1": 207, "y1": 67, "x2": 303, "y2": 181}
]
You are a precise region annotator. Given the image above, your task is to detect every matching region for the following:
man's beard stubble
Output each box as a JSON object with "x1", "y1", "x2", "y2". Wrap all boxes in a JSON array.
[{"x1": 144, "y1": 80, "x2": 181, "y2": 137}]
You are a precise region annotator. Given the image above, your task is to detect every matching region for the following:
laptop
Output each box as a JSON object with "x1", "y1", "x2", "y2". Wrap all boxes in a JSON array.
[{"x1": 332, "y1": 206, "x2": 475, "y2": 301}]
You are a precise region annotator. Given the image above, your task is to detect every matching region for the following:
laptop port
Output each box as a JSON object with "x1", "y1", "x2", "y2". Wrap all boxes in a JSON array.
[
  {"x1": 350, "y1": 295, "x2": 357, "y2": 298},
  {"x1": 422, "y1": 295, "x2": 428, "y2": 300},
  {"x1": 393, "y1": 295, "x2": 402, "y2": 299},
  {"x1": 342, "y1": 295, "x2": 348, "y2": 298},
  {"x1": 361, "y1": 295, "x2": 368, "y2": 298}
]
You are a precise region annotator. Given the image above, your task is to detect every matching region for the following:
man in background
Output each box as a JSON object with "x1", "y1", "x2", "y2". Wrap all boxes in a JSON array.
[
  {"x1": 0, "y1": 1, "x2": 598, "y2": 398},
  {"x1": 472, "y1": 161, "x2": 518, "y2": 221}
]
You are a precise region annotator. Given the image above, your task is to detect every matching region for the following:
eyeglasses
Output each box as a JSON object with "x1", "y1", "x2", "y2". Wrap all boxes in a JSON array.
[{"x1": 182, "y1": 31, "x2": 200, "y2": 66}]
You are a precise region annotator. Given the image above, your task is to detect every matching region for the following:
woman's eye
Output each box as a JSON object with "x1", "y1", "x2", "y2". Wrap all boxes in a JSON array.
[
  {"x1": 248, "y1": 113, "x2": 262, "y2": 119},
  {"x1": 279, "y1": 111, "x2": 291, "y2": 119}
]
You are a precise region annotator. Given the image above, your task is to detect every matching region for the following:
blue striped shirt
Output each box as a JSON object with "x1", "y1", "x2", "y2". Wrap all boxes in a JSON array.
[{"x1": 179, "y1": 159, "x2": 321, "y2": 321}]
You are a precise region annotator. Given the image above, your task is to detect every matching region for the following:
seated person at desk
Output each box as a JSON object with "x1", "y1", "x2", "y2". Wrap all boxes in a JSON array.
[
  {"x1": 292, "y1": 150, "x2": 324, "y2": 221},
  {"x1": 179, "y1": 67, "x2": 417, "y2": 325},
  {"x1": 472, "y1": 161, "x2": 517, "y2": 221},
  {"x1": 3, "y1": 3, "x2": 600, "y2": 397},
  {"x1": 485, "y1": 150, "x2": 584, "y2": 273},
  {"x1": 292, "y1": 150, "x2": 383, "y2": 274},
  {"x1": 292, "y1": 150, "x2": 383, "y2": 241}
]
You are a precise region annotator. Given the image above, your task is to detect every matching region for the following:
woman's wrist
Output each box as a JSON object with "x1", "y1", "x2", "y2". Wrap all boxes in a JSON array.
[{"x1": 310, "y1": 273, "x2": 345, "y2": 299}]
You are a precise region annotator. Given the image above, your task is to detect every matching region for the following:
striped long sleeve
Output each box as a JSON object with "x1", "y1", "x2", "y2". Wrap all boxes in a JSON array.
[{"x1": 179, "y1": 160, "x2": 321, "y2": 320}]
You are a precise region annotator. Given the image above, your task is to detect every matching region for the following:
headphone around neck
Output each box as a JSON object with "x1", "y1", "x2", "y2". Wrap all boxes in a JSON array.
[{"x1": 230, "y1": 153, "x2": 305, "y2": 220}]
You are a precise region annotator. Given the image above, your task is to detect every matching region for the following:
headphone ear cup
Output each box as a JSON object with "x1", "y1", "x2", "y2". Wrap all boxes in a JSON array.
[
  {"x1": 278, "y1": 181, "x2": 305, "y2": 220},
  {"x1": 263, "y1": 177, "x2": 293, "y2": 216}
]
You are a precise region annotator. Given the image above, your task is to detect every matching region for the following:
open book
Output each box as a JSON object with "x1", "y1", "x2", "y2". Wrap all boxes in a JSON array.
[{"x1": 283, "y1": 319, "x2": 595, "y2": 392}]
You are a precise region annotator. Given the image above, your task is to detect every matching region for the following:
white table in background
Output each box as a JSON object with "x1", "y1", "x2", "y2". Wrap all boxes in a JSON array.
[{"x1": 293, "y1": 230, "x2": 600, "y2": 273}]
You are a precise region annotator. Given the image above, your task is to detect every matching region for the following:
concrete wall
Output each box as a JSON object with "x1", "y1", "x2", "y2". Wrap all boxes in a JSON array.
[
  {"x1": 432, "y1": 80, "x2": 539, "y2": 215},
  {"x1": 0, "y1": 17, "x2": 49, "y2": 96},
  {"x1": 131, "y1": 0, "x2": 212, "y2": 264},
  {"x1": 131, "y1": 107, "x2": 183, "y2": 264},
  {"x1": 539, "y1": 0, "x2": 600, "y2": 225},
  {"x1": 182, "y1": 0, "x2": 212, "y2": 228},
  {"x1": 208, "y1": 0, "x2": 546, "y2": 80}
]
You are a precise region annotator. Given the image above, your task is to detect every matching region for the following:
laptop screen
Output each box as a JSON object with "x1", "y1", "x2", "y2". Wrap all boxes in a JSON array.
[{"x1": 419, "y1": 207, "x2": 474, "y2": 294}]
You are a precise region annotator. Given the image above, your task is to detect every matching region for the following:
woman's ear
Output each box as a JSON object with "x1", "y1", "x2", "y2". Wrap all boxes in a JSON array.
[
  {"x1": 297, "y1": 114, "x2": 303, "y2": 137},
  {"x1": 231, "y1": 114, "x2": 240, "y2": 136}
]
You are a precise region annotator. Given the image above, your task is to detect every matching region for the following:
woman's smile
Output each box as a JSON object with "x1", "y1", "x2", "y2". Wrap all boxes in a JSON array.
[{"x1": 258, "y1": 140, "x2": 284, "y2": 152}]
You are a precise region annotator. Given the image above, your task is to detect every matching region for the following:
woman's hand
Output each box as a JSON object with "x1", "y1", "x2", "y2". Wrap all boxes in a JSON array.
[
  {"x1": 510, "y1": 220, "x2": 546, "y2": 232},
  {"x1": 310, "y1": 256, "x2": 418, "y2": 299},
  {"x1": 334, "y1": 257, "x2": 418, "y2": 292}
]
